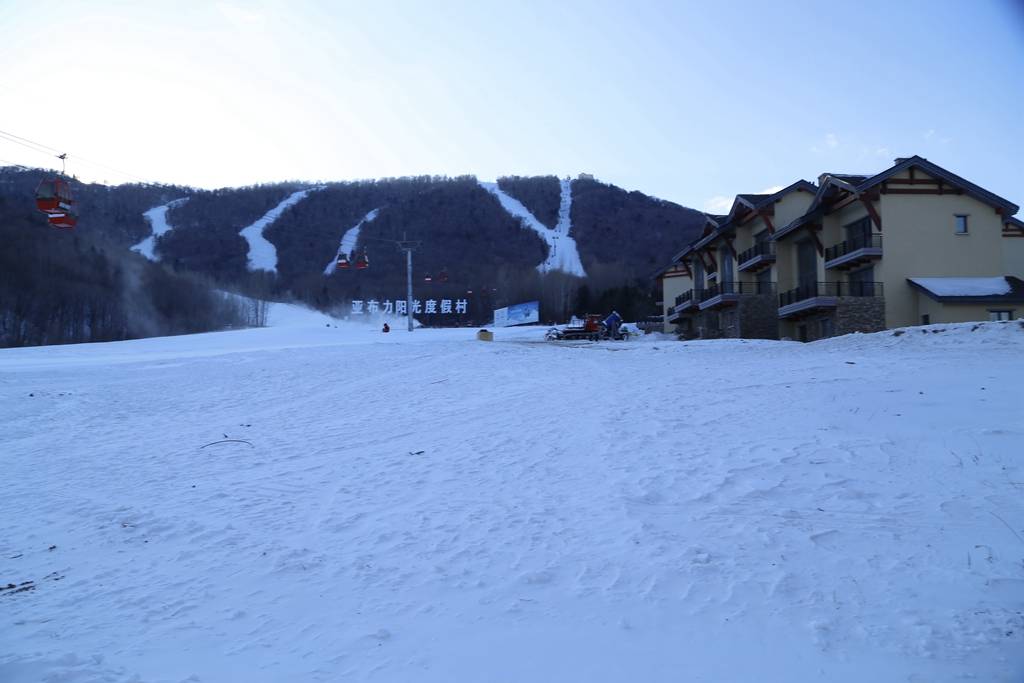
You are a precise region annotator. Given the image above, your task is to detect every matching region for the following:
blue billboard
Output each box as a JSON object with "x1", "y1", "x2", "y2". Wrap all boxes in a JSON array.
[{"x1": 493, "y1": 300, "x2": 540, "y2": 327}]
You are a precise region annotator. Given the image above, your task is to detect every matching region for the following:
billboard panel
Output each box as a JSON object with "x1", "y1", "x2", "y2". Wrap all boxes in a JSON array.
[{"x1": 493, "y1": 300, "x2": 540, "y2": 327}]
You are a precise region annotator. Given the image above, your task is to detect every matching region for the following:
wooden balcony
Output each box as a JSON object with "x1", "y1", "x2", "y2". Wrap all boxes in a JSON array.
[
  {"x1": 667, "y1": 289, "x2": 698, "y2": 322},
  {"x1": 699, "y1": 281, "x2": 775, "y2": 310},
  {"x1": 737, "y1": 242, "x2": 776, "y2": 273},
  {"x1": 824, "y1": 234, "x2": 883, "y2": 270}
]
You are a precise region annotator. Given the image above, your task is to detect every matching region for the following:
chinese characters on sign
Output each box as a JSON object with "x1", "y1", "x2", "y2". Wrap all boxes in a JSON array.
[{"x1": 350, "y1": 299, "x2": 469, "y2": 315}]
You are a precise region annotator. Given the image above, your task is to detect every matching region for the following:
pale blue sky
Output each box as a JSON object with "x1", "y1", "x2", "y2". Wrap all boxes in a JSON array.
[{"x1": 1, "y1": 0, "x2": 1022, "y2": 212}]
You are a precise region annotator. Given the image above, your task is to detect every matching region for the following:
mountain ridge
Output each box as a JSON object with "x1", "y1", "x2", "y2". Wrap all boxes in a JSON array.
[{"x1": 0, "y1": 167, "x2": 704, "y2": 338}]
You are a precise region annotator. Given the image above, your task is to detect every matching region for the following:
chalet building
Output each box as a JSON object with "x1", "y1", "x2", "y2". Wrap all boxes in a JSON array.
[
  {"x1": 658, "y1": 156, "x2": 1024, "y2": 340},
  {"x1": 661, "y1": 182, "x2": 817, "y2": 338}
]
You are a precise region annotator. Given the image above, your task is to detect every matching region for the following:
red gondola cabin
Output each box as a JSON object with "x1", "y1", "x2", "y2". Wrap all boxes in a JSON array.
[
  {"x1": 35, "y1": 178, "x2": 74, "y2": 216},
  {"x1": 47, "y1": 210, "x2": 77, "y2": 229}
]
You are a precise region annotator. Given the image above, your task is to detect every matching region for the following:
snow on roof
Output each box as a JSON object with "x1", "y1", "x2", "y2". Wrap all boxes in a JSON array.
[{"x1": 908, "y1": 277, "x2": 1011, "y2": 297}]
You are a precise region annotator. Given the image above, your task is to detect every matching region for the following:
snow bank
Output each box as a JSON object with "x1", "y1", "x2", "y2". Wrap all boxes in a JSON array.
[
  {"x1": 129, "y1": 197, "x2": 189, "y2": 261},
  {"x1": 909, "y1": 276, "x2": 1011, "y2": 297},
  {"x1": 813, "y1": 318, "x2": 1024, "y2": 353},
  {"x1": 480, "y1": 180, "x2": 586, "y2": 277},
  {"x1": 241, "y1": 187, "x2": 323, "y2": 273},
  {"x1": 1, "y1": 322, "x2": 1022, "y2": 681}
]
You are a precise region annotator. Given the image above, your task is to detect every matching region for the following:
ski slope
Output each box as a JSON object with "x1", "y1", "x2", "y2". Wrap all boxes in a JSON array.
[
  {"x1": 241, "y1": 188, "x2": 322, "y2": 273},
  {"x1": 2, "y1": 315, "x2": 1023, "y2": 682},
  {"x1": 480, "y1": 180, "x2": 586, "y2": 277},
  {"x1": 323, "y1": 208, "x2": 380, "y2": 275},
  {"x1": 130, "y1": 198, "x2": 190, "y2": 262}
]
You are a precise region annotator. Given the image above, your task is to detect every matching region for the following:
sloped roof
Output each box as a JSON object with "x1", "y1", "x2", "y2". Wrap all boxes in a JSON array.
[
  {"x1": 650, "y1": 257, "x2": 691, "y2": 280},
  {"x1": 908, "y1": 276, "x2": 1024, "y2": 303},
  {"x1": 730, "y1": 180, "x2": 818, "y2": 218},
  {"x1": 736, "y1": 193, "x2": 770, "y2": 207},
  {"x1": 776, "y1": 157, "x2": 1021, "y2": 240}
]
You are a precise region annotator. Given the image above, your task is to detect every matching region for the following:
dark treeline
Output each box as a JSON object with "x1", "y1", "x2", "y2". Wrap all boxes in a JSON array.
[
  {"x1": 569, "y1": 176, "x2": 705, "y2": 280},
  {"x1": 0, "y1": 194, "x2": 252, "y2": 348}
]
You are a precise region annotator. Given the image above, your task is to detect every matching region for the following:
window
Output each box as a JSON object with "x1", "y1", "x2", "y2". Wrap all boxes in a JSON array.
[
  {"x1": 955, "y1": 215, "x2": 969, "y2": 234},
  {"x1": 719, "y1": 246, "x2": 734, "y2": 285},
  {"x1": 845, "y1": 216, "x2": 872, "y2": 243},
  {"x1": 921, "y1": 314, "x2": 930, "y2": 325},
  {"x1": 989, "y1": 310, "x2": 1014, "y2": 321},
  {"x1": 848, "y1": 266, "x2": 876, "y2": 295},
  {"x1": 819, "y1": 317, "x2": 834, "y2": 339}
]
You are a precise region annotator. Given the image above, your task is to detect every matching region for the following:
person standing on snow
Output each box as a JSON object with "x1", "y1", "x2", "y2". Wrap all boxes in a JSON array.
[{"x1": 382, "y1": 322, "x2": 390, "y2": 333}]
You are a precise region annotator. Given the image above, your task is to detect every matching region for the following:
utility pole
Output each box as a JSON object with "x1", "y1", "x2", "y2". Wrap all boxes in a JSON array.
[{"x1": 398, "y1": 233, "x2": 420, "y2": 332}]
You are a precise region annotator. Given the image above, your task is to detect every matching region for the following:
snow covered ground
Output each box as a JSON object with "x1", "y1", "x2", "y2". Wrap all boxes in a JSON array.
[
  {"x1": 480, "y1": 180, "x2": 586, "y2": 277},
  {"x1": 2, "y1": 312, "x2": 1023, "y2": 682},
  {"x1": 323, "y1": 208, "x2": 380, "y2": 275},
  {"x1": 130, "y1": 198, "x2": 190, "y2": 262},
  {"x1": 241, "y1": 188, "x2": 322, "y2": 273}
]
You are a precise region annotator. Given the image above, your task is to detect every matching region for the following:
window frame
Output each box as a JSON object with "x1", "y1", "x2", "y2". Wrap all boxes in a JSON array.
[
  {"x1": 954, "y1": 214, "x2": 969, "y2": 235},
  {"x1": 988, "y1": 309, "x2": 1014, "y2": 321}
]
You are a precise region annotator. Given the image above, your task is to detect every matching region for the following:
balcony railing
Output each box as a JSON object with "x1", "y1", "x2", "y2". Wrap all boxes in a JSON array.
[
  {"x1": 668, "y1": 289, "x2": 700, "y2": 321},
  {"x1": 737, "y1": 242, "x2": 776, "y2": 271},
  {"x1": 699, "y1": 281, "x2": 775, "y2": 301},
  {"x1": 698, "y1": 281, "x2": 775, "y2": 310},
  {"x1": 824, "y1": 233, "x2": 883, "y2": 269},
  {"x1": 779, "y1": 281, "x2": 884, "y2": 308}
]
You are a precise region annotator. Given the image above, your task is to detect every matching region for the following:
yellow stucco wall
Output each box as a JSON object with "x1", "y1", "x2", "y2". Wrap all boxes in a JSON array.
[
  {"x1": 775, "y1": 190, "x2": 816, "y2": 228},
  {"x1": 914, "y1": 292, "x2": 1020, "y2": 324},
  {"x1": 880, "y1": 184, "x2": 1006, "y2": 328},
  {"x1": 660, "y1": 272, "x2": 693, "y2": 333},
  {"x1": 1003, "y1": 234, "x2": 1024, "y2": 277}
]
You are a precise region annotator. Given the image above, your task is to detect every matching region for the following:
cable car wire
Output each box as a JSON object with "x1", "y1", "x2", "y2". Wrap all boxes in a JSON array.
[{"x1": 0, "y1": 127, "x2": 155, "y2": 185}]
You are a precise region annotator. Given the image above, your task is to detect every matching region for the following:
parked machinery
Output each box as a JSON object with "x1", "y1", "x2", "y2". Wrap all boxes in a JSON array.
[{"x1": 545, "y1": 311, "x2": 625, "y2": 341}]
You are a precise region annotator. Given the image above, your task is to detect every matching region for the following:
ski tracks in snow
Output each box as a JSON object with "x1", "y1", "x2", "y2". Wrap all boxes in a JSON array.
[
  {"x1": 241, "y1": 187, "x2": 324, "y2": 273},
  {"x1": 130, "y1": 198, "x2": 190, "y2": 262},
  {"x1": 323, "y1": 208, "x2": 380, "y2": 275},
  {"x1": 480, "y1": 179, "x2": 586, "y2": 277}
]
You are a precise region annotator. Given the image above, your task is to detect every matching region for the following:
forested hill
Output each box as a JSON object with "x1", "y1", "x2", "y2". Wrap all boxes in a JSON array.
[{"x1": 0, "y1": 168, "x2": 704, "y2": 332}]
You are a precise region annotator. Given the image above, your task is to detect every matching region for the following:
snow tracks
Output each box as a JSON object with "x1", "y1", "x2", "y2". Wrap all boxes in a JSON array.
[
  {"x1": 130, "y1": 198, "x2": 190, "y2": 262},
  {"x1": 480, "y1": 179, "x2": 586, "y2": 277},
  {"x1": 241, "y1": 187, "x2": 323, "y2": 273}
]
